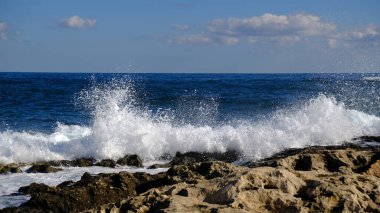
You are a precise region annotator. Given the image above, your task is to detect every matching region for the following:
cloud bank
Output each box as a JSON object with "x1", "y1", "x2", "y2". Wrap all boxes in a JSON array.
[
  {"x1": 59, "y1": 16, "x2": 96, "y2": 30},
  {"x1": 171, "y1": 13, "x2": 336, "y2": 45},
  {"x1": 170, "y1": 13, "x2": 379, "y2": 47},
  {"x1": 347, "y1": 25, "x2": 380, "y2": 44}
]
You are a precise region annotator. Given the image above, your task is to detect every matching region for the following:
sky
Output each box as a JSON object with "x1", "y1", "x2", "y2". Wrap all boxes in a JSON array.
[{"x1": 0, "y1": 0, "x2": 380, "y2": 73}]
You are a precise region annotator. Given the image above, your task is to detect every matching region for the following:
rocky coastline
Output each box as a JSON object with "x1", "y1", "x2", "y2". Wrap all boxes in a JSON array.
[{"x1": 1, "y1": 136, "x2": 380, "y2": 212}]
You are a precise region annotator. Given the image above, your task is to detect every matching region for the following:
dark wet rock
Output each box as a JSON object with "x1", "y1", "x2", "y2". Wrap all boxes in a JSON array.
[
  {"x1": 57, "y1": 180, "x2": 75, "y2": 188},
  {"x1": 354, "y1": 135, "x2": 380, "y2": 143},
  {"x1": 134, "y1": 172, "x2": 174, "y2": 194},
  {"x1": 147, "y1": 162, "x2": 171, "y2": 169},
  {"x1": 167, "y1": 161, "x2": 237, "y2": 183},
  {"x1": 18, "y1": 183, "x2": 51, "y2": 194},
  {"x1": 95, "y1": 159, "x2": 117, "y2": 168},
  {"x1": 0, "y1": 163, "x2": 22, "y2": 174},
  {"x1": 116, "y1": 154, "x2": 143, "y2": 167},
  {"x1": 26, "y1": 163, "x2": 62, "y2": 173},
  {"x1": 45, "y1": 157, "x2": 96, "y2": 167},
  {"x1": 13, "y1": 172, "x2": 138, "y2": 212},
  {"x1": 147, "y1": 150, "x2": 240, "y2": 169},
  {"x1": 73, "y1": 157, "x2": 96, "y2": 167},
  {"x1": 7, "y1": 170, "x2": 176, "y2": 212},
  {"x1": 171, "y1": 150, "x2": 240, "y2": 166}
]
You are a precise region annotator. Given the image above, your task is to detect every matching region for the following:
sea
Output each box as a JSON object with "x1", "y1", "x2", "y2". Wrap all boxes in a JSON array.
[{"x1": 0, "y1": 72, "x2": 380, "y2": 208}]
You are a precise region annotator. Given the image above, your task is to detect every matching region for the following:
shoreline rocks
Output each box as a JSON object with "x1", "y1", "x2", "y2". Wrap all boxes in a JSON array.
[
  {"x1": 2, "y1": 140, "x2": 380, "y2": 212},
  {"x1": 0, "y1": 154, "x2": 144, "y2": 175}
]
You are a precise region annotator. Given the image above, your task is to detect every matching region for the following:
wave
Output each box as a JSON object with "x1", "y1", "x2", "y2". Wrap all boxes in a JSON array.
[
  {"x1": 1, "y1": 79, "x2": 380, "y2": 164},
  {"x1": 363, "y1": 76, "x2": 380, "y2": 81}
]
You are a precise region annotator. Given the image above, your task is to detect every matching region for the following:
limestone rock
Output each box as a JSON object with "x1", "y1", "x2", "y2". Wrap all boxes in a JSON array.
[
  {"x1": 4, "y1": 144, "x2": 380, "y2": 212},
  {"x1": 117, "y1": 154, "x2": 143, "y2": 167}
]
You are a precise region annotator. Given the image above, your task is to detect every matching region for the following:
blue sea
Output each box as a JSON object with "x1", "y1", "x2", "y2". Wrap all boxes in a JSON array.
[
  {"x1": 1, "y1": 72, "x2": 380, "y2": 208},
  {"x1": 1, "y1": 72, "x2": 380, "y2": 163}
]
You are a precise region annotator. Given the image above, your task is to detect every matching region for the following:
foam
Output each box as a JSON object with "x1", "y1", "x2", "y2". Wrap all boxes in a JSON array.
[
  {"x1": 0, "y1": 80, "x2": 379, "y2": 163},
  {"x1": 363, "y1": 76, "x2": 380, "y2": 81}
]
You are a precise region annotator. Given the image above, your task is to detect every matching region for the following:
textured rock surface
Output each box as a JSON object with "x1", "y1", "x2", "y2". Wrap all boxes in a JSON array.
[
  {"x1": 3, "y1": 142, "x2": 380, "y2": 212},
  {"x1": 0, "y1": 163, "x2": 23, "y2": 174},
  {"x1": 116, "y1": 154, "x2": 143, "y2": 167},
  {"x1": 26, "y1": 163, "x2": 62, "y2": 173}
]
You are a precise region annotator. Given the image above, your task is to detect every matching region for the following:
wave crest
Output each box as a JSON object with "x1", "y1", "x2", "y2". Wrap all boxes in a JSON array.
[{"x1": 1, "y1": 80, "x2": 379, "y2": 163}]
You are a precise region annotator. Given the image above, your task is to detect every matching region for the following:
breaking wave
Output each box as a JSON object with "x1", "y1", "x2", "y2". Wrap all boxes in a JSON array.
[{"x1": 1, "y1": 79, "x2": 380, "y2": 163}]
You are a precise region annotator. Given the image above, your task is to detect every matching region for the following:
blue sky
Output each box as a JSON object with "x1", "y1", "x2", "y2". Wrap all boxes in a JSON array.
[{"x1": 0, "y1": 0, "x2": 379, "y2": 73}]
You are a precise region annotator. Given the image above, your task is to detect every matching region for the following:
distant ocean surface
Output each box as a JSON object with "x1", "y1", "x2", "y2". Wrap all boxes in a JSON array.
[{"x1": 1, "y1": 72, "x2": 380, "y2": 163}]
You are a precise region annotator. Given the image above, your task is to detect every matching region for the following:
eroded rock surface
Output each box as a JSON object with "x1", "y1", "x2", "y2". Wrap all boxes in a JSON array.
[{"x1": 3, "y1": 143, "x2": 380, "y2": 212}]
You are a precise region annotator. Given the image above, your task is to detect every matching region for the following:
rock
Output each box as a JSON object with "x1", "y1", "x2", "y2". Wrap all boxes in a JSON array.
[
  {"x1": 14, "y1": 172, "x2": 139, "y2": 212},
  {"x1": 72, "y1": 157, "x2": 96, "y2": 167},
  {"x1": 354, "y1": 135, "x2": 380, "y2": 143},
  {"x1": 4, "y1": 144, "x2": 380, "y2": 212},
  {"x1": 170, "y1": 150, "x2": 240, "y2": 166},
  {"x1": 294, "y1": 155, "x2": 312, "y2": 171},
  {"x1": 26, "y1": 163, "x2": 62, "y2": 173},
  {"x1": 18, "y1": 183, "x2": 51, "y2": 194},
  {"x1": 117, "y1": 154, "x2": 143, "y2": 167},
  {"x1": 95, "y1": 159, "x2": 117, "y2": 168},
  {"x1": 324, "y1": 154, "x2": 348, "y2": 172},
  {"x1": 0, "y1": 163, "x2": 22, "y2": 174},
  {"x1": 147, "y1": 163, "x2": 171, "y2": 169},
  {"x1": 365, "y1": 160, "x2": 380, "y2": 177},
  {"x1": 45, "y1": 157, "x2": 96, "y2": 167}
]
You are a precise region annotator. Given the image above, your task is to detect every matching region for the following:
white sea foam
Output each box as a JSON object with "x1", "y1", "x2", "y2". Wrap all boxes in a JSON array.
[
  {"x1": 0, "y1": 80, "x2": 380, "y2": 164},
  {"x1": 363, "y1": 76, "x2": 380, "y2": 81}
]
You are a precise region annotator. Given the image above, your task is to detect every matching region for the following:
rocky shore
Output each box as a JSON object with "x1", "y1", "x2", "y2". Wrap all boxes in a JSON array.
[{"x1": 1, "y1": 136, "x2": 380, "y2": 212}]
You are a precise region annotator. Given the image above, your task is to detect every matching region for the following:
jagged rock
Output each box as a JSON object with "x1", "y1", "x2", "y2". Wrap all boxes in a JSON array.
[
  {"x1": 26, "y1": 163, "x2": 62, "y2": 173},
  {"x1": 171, "y1": 150, "x2": 240, "y2": 166},
  {"x1": 46, "y1": 157, "x2": 96, "y2": 167},
  {"x1": 95, "y1": 159, "x2": 117, "y2": 168},
  {"x1": 4, "y1": 144, "x2": 380, "y2": 212},
  {"x1": 117, "y1": 154, "x2": 143, "y2": 167},
  {"x1": 14, "y1": 172, "x2": 138, "y2": 212},
  {"x1": 0, "y1": 163, "x2": 22, "y2": 174}
]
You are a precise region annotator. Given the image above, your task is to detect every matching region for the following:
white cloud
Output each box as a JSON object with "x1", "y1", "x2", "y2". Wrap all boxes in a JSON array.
[
  {"x1": 0, "y1": 22, "x2": 9, "y2": 40},
  {"x1": 327, "y1": 25, "x2": 380, "y2": 48},
  {"x1": 168, "y1": 13, "x2": 380, "y2": 48},
  {"x1": 347, "y1": 25, "x2": 380, "y2": 42},
  {"x1": 207, "y1": 13, "x2": 336, "y2": 42},
  {"x1": 170, "y1": 13, "x2": 336, "y2": 45},
  {"x1": 60, "y1": 16, "x2": 96, "y2": 30}
]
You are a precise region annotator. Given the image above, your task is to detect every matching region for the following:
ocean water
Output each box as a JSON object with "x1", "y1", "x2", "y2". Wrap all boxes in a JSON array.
[{"x1": 0, "y1": 72, "x2": 380, "y2": 208}]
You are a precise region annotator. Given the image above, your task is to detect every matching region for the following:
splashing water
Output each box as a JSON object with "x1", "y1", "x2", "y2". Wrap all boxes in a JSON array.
[{"x1": 0, "y1": 78, "x2": 380, "y2": 164}]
